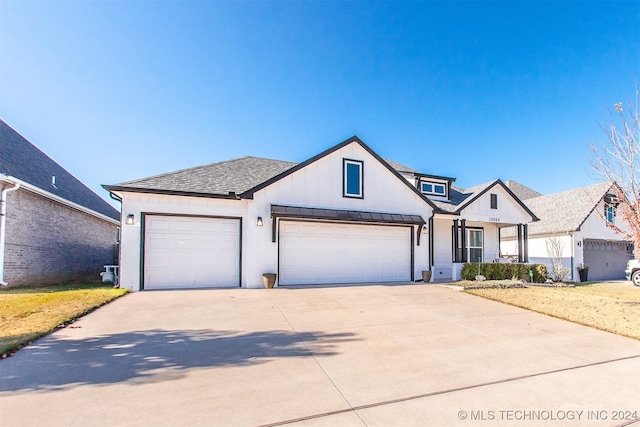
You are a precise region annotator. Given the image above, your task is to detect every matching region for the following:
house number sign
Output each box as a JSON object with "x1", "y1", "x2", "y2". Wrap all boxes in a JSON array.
[{"x1": 488, "y1": 217, "x2": 500, "y2": 222}]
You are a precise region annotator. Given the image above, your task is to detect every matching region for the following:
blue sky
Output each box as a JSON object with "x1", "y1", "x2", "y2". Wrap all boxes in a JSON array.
[{"x1": 1, "y1": 1, "x2": 638, "y2": 207}]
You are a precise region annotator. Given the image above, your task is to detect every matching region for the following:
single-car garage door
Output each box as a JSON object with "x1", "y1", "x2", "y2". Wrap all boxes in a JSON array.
[
  {"x1": 143, "y1": 215, "x2": 241, "y2": 290},
  {"x1": 583, "y1": 239, "x2": 633, "y2": 281},
  {"x1": 279, "y1": 221, "x2": 412, "y2": 285}
]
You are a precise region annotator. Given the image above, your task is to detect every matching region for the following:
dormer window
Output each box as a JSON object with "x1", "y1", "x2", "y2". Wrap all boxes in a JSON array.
[
  {"x1": 420, "y1": 181, "x2": 446, "y2": 197},
  {"x1": 343, "y1": 159, "x2": 363, "y2": 198}
]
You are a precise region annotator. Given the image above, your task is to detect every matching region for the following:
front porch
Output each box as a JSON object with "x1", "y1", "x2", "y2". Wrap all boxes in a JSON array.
[{"x1": 429, "y1": 215, "x2": 531, "y2": 281}]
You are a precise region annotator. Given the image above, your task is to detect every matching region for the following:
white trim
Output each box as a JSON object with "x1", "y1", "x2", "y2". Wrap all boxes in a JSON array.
[
  {"x1": 343, "y1": 159, "x2": 363, "y2": 198},
  {"x1": 420, "y1": 180, "x2": 447, "y2": 197},
  {"x1": 1, "y1": 175, "x2": 119, "y2": 226}
]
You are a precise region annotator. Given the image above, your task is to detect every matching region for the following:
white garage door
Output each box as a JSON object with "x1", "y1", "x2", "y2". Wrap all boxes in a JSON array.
[
  {"x1": 279, "y1": 221, "x2": 412, "y2": 285},
  {"x1": 144, "y1": 215, "x2": 240, "y2": 290}
]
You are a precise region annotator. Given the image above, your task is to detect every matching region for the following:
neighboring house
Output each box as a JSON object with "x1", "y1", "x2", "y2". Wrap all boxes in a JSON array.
[
  {"x1": 0, "y1": 119, "x2": 121, "y2": 286},
  {"x1": 501, "y1": 181, "x2": 633, "y2": 281},
  {"x1": 104, "y1": 136, "x2": 537, "y2": 291}
]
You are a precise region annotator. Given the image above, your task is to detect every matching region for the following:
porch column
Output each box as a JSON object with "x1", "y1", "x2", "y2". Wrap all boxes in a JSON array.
[
  {"x1": 517, "y1": 224, "x2": 523, "y2": 263},
  {"x1": 523, "y1": 224, "x2": 529, "y2": 263},
  {"x1": 460, "y1": 219, "x2": 467, "y2": 263},
  {"x1": 428, "y1": 216, "x2": 434, "y2": 269},
  {"x1": 452, "y1": 219, "x2": 459, "y2": 263}
]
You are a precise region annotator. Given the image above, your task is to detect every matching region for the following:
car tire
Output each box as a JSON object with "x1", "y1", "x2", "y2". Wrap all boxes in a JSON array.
[{"x1": 632, "y1": 270, "x2": 640, "y2": 287}]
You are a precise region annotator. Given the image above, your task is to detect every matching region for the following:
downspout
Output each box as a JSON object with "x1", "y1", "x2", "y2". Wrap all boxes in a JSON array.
[
  {"x1": 569, "y1": 231, "x2": 575, "y2": 281},
  {"x1": 428, "y1": 212, "x2": 435, "y2": 272},
  {"x1": 0, "y1": 180, "x2": 21, "y2": 286},
  {"x1": 108, "y1": 191, "x2": 123, "y2": 267}
]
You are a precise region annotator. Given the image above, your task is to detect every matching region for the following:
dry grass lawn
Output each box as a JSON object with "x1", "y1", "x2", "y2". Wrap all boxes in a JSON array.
[
  {"x1": 465, "y1": 282, "x2": 640, "y2": 340},
  {"x1": 0, "y1": 283, "x2": 128, "y2": 356}
]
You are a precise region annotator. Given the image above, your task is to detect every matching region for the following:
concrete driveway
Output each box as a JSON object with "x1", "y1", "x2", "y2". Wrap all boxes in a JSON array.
[{"x1": 1, "y1": 284, "x2": 639, "y2": 426}]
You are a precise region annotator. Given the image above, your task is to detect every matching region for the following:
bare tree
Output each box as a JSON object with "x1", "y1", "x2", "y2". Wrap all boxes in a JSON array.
[
  {"x1": 545, "y1": 237, "x2": 569, "y2": 281},
  {"x1": 590, "y1": 86, "x2": 640, "y2": 259}
]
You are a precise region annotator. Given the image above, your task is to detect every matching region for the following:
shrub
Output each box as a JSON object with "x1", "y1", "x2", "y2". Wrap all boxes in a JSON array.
[{"x1": 460, "y1": 263, "x2": 548, "y2": 283}]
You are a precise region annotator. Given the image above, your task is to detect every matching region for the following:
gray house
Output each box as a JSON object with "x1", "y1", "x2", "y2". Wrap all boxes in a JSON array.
[{"x1": 0, "y1": 119, "x2": 120, "y2": 286}]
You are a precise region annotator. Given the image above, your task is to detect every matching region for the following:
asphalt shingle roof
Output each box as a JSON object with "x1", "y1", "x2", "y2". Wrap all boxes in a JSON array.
[
  {"x1": 110, "y1": 154, "x2": 456, "y2": 200},
  {"x1": 383, "y1": 159, "x2": 419, "y2": 174},
  {"x1": 505, "y1": 180, "x2": 543, "y2": 200},
  {"x1": 113, "y1": 156, "x2": 298, "y2": 196},
  {"x1": 503, "y1": 181, "x2": 613, "y2": 236},
  {"x1": 106, "y1": 145, "x2": 532, "y2": 220},
  {"x1": 0, "y1": 119, "x2": 120, "y2": 221}
]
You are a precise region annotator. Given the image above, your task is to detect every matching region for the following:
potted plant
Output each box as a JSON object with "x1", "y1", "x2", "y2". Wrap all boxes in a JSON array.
[
  {"x1": 421, "y1": 270, "x2": 432, "y2": 283},
  {"x1": 577, "y1": 264, "x2": 589, "y2": 282},
  {"x1": 263, "y1": 273, "x2": 277, "y2": 288}
]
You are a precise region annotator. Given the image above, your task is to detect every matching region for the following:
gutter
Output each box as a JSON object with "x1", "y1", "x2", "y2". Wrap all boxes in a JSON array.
[
  {"x1": 14, "y1": 177, "x2": 119, "y2": 225},
  {"x1": 570, "y1": 231, "x2": 575, "y2": 281},
  {"x1": 0, "y1": 179, "x2": 20, "y2": 286},
  {"x1": 428, "y1": 211, "x2": 435, "y2": 273}
]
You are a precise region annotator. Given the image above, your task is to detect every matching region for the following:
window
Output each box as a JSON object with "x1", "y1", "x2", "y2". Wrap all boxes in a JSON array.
[
  {"x1": 490, "y1": 193, "x2": 498, "y2": 209},
  {"x1": 454, "y1": 227, "x2": 484, "y2": 263},
  {"x1": 468, "y1": 229, "x2": 483, "y2": 262},
  {"x1": 420, "y1": 181, "x2": 446, "y2": 196},
  {"x1": 605, "y1": 205, "x2": 616, "y2": 224},
  {"x1": 343, "y1": 159, "x2": 363, "y2": 198}
]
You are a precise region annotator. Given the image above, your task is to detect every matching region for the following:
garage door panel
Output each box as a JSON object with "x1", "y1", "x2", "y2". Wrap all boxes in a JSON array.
[
  {"x1": 583, "y1": 240, "x2": 633, "y2": 281},
  {"x1": 144, "y1": 216, "x2": 240, "y2": 290},
  {"x1": 279, "y1": 221, "x2": 411, "y2": 285}
]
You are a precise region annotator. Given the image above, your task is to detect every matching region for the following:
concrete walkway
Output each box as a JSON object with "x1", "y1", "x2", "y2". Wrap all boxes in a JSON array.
[{"x1": 1, "y1": 284, "x2": 639, "y2": 426}]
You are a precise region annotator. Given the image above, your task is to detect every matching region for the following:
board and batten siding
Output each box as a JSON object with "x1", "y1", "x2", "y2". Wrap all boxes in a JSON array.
[
  {"x1": 115, "y1": 141, "x2": 434, "y2": 290},
  {"x1": 248, "y1": 141, "x2": 433, "y2": 284}
]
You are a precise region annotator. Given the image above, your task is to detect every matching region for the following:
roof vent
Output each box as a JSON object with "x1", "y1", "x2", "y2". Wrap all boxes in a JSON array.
[
  {"x1": 51, "y1": 176, "x2": 57, "y2": 189},
  {"x1": 604, "y1": 194, "x2": 619, "y2": 205}
]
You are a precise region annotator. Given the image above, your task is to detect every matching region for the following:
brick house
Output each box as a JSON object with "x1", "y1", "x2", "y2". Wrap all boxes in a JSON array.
[{"x1": 0, "y1": 119, "x2": 120, "y2": 286}]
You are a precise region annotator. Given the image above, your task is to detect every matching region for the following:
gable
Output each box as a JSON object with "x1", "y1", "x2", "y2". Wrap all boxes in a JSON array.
[
  {"x1": 458, "y1": 181, "x2": 536, "y2": 224},
  {"x1": 250, "y1": 138, "x2": 436, "y2": 215}
]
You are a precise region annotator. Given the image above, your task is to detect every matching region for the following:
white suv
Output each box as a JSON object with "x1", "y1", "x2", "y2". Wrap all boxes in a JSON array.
[{"x1": 625, "y1": 260, "x2": 640, "y2": 286}]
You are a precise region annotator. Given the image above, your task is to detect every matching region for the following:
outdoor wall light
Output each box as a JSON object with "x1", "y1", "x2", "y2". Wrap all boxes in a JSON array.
[
  {"x1": 126, "y1": 214, "x2": 135, "y2": 225},
  {"x1": 256, "y1": 216, "x2": 263, "y2": 226}
]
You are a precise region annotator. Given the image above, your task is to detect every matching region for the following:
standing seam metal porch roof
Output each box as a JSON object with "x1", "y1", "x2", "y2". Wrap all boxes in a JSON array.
[{"x1": 271, "y1": 205, "x2": 426, "y2": 225}]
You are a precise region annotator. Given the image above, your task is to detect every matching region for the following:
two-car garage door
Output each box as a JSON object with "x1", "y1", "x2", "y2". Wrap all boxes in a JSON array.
[
  {"x1": 278, "y1": 221, "x2": 412, "y2": 285},
  {"x1": 142, "y1": 215, "x2": 413, "y2": 289},
  {"x1": 143, "y1": 215, "x2": 241, "y2": 290}
]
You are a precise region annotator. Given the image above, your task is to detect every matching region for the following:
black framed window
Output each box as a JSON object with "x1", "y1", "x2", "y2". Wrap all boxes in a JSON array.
[
  {"x1": 420, "y1": 180, "x2": 447, "y2": 197},
  {"x1": 490, "y1": 193, "x2": 498, "y2": 209},
  {"x1": 453, "y1": 226, "x2": 484, "y2": 263},
  {"x1": 343, "y1": 159, "x2": 363, "y2": 198}
]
